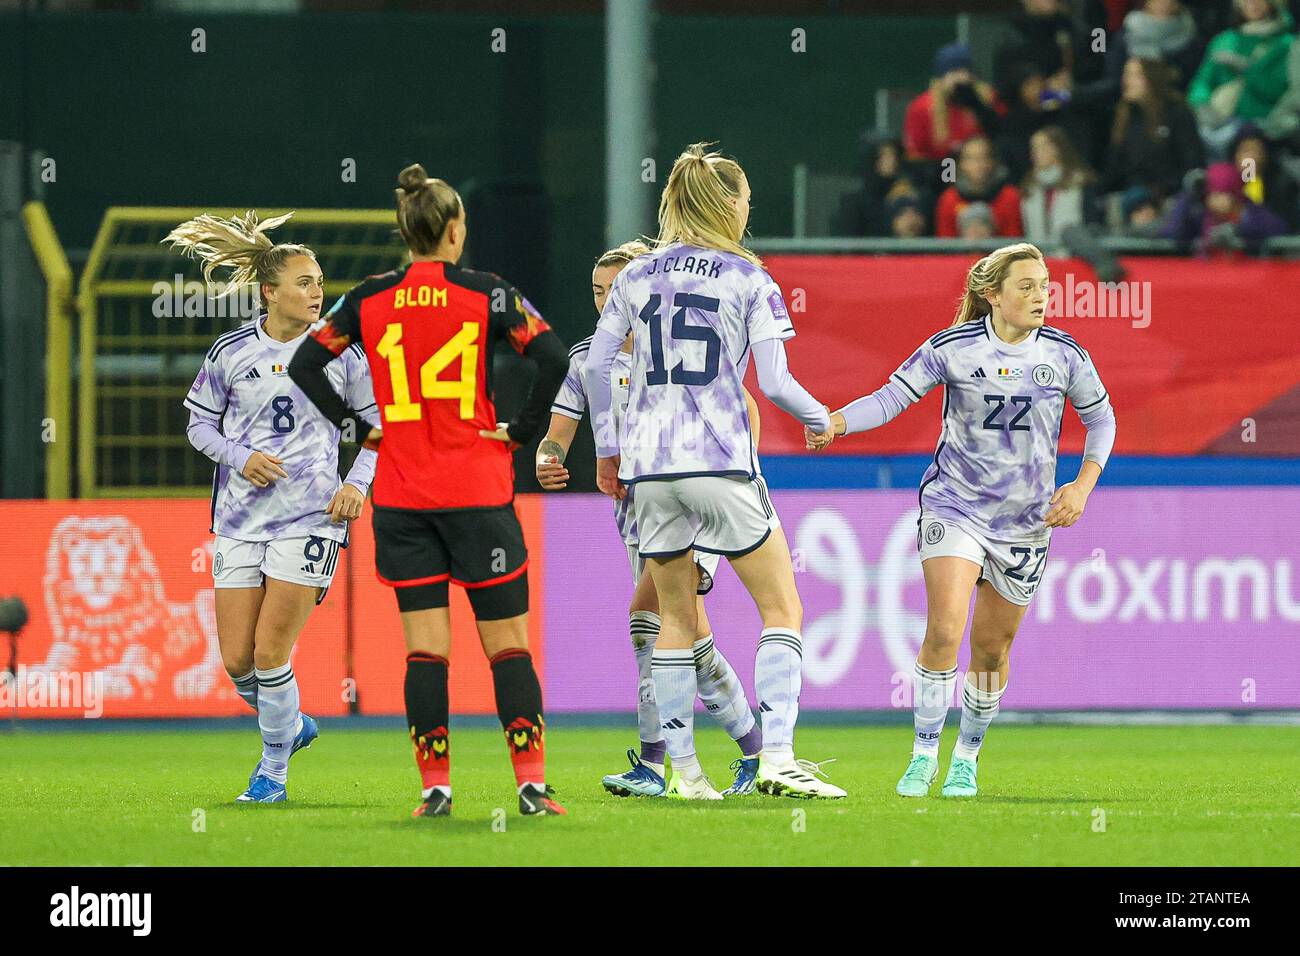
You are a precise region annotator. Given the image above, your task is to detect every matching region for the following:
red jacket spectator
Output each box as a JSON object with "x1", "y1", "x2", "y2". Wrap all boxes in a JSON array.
[
  {"x1": 904, "y1": 88, "x2": 992, "y2": 162},
  {"x1": 935, "y1": 184, "x2": 1025, "y2": 237},
  {"x1": 904, "y1": 43, "x2": 1002, "y2": 162}
]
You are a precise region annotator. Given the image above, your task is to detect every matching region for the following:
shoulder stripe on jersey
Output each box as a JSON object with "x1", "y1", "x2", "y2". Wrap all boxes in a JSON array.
[
  {"x1": 929, "y1": 322, "x2": 984, "y2": 346},
  {"x1": 1072, "y1": 391, "x2": 1108, "y2": 411},
  {"x1": 891, "y1": 373, "x2": 923, "y2": 401},
  {"x1": 1041, "y1": 325, "x2": 1079, "y2": 343},
  {"x1": 206, "y1": 326, "x2": 256, "y2": 361},
  {"x1": 347, "y1": 342, "x2": 365, "y2": 359},
  {"x1": 930, "y1": 322, "x2": 985, "y2": 344},
  {"x1": 184, "y1": 396, "x2": 226, "y2": 417},
  {"x1": 1039, "y1": 328, "x2": 1088, "y2": 361},
  {"x1": 930, "y1": 327, "x2": 985, "y2": 350},
  {"x1": 568, "y1": 345, "x2": 591, "y2": 361},
  {"x1": 569, "y1": 335, "x2": 594, "y2": 357}
]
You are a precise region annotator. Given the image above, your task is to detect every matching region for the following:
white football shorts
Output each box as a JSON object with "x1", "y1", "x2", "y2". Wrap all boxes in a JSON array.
[
  {"x1": 213, "y1": 534, "x2": 342, "y2": 605},
  {"x1": 916, "y1": 515, "x2": 1050, "y2": 607},
  {"x1": 633, "y1": 474, "x2": 779, "y2": 561}
]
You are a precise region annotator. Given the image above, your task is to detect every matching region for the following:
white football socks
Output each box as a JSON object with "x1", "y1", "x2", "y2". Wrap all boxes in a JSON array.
[
  {"x1": 255, "y1": 663, "x2": 301, "y2": 784},
  {"x1": 650, "y1": 648, "x2": 700, "y2": 778},
  {"x1": 912, "y1": 661, "x2": 957, "y2": 757},
  {"x1": 954, "y1": 674, "x2": 1006, "y2": 761},
  {"x1": 693, "y1": 635, "x2": 759, "y2": 753},
  {"x1": 630, "y1": 611, "x2": 666, "y2": 773},
  {"x1": 754, "y1": 628, "x2": 803, "y2": 759},
  {"x1": 230, "y1": 668, "x2": 258, "y2": 712}
]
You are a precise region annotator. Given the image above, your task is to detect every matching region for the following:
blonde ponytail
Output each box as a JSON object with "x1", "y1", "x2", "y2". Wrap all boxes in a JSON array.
[
  {"x1": 951, "y1": 241, "x2": 1045, "y2": 326},
  {"x1": 163, "y1": 210, "x2": 313, "y2": 298},
  {"x1": 655, "y1": 143, "x2": 762, "y2": 268}
]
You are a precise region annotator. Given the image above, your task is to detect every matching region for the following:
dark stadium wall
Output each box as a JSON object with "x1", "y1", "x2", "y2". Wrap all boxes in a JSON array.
[{"x1": 0, "y1": 11, "x2": 955, "y2": 353}]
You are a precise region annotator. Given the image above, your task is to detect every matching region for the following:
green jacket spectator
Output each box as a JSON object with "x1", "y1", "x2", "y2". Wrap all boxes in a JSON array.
[{"x1": 1189, "y1": 0, "x2": 1294, "y2": 124}]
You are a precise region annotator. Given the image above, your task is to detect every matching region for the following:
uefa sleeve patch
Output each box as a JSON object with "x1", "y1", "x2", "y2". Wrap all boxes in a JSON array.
[{"x1": 767, "y1": 290, "x2": 790, "y2": 324}]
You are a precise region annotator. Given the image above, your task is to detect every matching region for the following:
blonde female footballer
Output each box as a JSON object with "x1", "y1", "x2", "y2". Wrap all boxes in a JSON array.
[
  {"x1": 538, "y1": 240, "x2": 766, "y2": 799},
  {"x1": 808, "y1": 242, "x2": 1116, "y2": 798}
]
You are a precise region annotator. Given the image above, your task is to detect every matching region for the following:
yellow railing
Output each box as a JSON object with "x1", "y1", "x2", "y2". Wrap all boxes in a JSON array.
[
  {"x1": 22, "y1": 202, "x2": 75, "y2": 500},
  {"x1": 74, "y1": 206, "x2": 405, "y2": 497}
]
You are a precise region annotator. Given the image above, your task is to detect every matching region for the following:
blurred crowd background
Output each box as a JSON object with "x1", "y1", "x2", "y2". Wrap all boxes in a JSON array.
[{"x1": 836, "y1": 0, "x2": 1300, "y2": 254}]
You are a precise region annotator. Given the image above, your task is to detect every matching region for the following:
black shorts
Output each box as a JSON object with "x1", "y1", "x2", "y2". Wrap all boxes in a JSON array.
[{"x1": 372, "y1": 503, "x2": 529, "y2": 617}]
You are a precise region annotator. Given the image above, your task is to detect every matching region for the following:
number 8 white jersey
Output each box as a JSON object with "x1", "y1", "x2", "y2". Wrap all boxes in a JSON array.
[
  {"x1": 595, "y1": 242, "x2": 794, "y2": 483},
  {"x1": 185, "y1": 315, "x2": 377, "y2": 543}
]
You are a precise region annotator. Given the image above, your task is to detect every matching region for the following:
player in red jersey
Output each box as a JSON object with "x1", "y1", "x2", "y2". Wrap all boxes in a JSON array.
[{"x1": 288, "y1": 164, "x2": 570, "y2": 819}]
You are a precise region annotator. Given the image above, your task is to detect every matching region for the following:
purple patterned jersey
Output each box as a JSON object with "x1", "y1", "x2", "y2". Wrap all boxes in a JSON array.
[
  {"x1": 895, "y1": 317, "x2": 1112, "y2": 540},
  {"x1": 595, "y1": 242, "x2": 792, "y2": 483},
  {"x1": 552, "y1": 335, "x2": 639, "y2": 543},
  {"x1": 185, "y1": 317, "x2": 378, "y2": 543}
]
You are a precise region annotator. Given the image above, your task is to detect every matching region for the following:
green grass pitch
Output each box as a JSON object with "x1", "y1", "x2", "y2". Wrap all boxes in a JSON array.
[{"x1": 2, "y1": 723, "x2": 1295, "y2": 866}]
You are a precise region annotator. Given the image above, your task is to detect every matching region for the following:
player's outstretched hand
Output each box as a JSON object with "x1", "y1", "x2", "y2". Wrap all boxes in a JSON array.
[
  {"x1": 1045, "y1": 481, "x2": 1089, "y2": 528},
  {"x1": 326, "y1": 482, "x2": 366, "y2": 523},
  {"x1": 596, "y1": 455, "x2": 626, "y2": 500},
  {"x1": 363, "y1": 427, "x2": 382, "y2": 450},
  {"x1": 242, "y1": 451, "x2": 289, "y2": 488},
  {"x1": 480, "y1": 422, "x2": 521, "y2": 453}
]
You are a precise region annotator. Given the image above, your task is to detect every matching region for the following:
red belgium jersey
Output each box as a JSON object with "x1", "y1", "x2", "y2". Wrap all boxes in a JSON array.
[{"x1": 310, "y1": 260, "x2": 551, "y2": 510}]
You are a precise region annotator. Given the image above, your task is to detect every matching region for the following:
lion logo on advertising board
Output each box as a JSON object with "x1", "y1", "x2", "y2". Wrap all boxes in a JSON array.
[{"x1": 35, "y1": 515, "x2": 223, "y2": 703}]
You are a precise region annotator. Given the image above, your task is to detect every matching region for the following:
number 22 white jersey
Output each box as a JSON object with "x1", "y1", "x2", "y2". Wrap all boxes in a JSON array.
[{"x1": 595, "y1": 242, "x2": 794, "y2": 483}]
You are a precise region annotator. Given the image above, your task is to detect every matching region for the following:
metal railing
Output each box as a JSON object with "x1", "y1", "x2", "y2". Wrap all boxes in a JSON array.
[
  {"x1": 74, "y1": 206, "x2": 406, "y2": 497},
  {"x1": 22, "y1": 201, "x2": 75, "y2": 500}
]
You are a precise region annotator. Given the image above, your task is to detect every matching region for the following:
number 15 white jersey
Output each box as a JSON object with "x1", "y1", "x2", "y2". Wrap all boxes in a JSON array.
[{"x1": 595, "y1": 242, "x2": 794, "y2": 484}]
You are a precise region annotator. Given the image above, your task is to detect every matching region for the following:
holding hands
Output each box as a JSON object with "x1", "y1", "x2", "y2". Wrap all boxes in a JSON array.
[{"x1": 805, "y1": 407, "x2": 846, "y2": 452}]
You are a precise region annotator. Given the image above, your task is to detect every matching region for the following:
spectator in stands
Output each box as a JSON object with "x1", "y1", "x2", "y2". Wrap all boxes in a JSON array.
[
  {"x1": 886, "y1": 191, "x2": 930, "y2": 238},
  {"x1": 989, "y1": 58, "x2": 1095, "y2": 182},
  {"x1": 1120, "y1": 184, "x2": 1165, "y2": 234},
  {"x1": 1231, "y1": 120, "x2": 1300, "y2": 228},
  {"x1": 956, "y1": 201, "x2": 996, "y2": 239},
  {"x1": 1123, "y1": 0, "x2": 1204, "y2": 88},
  {"x1": 1102, "y1": 57, "x2": 1203, "y2": 200},
  {"x1": 1260, "y1": 37, "x2": 1300, "y2": 145},
  {"x1": 832, "y1": 133, "x2": 931, "y2": 236},
  {"x1": 904, "y1": 43, "x2": 1001, "y2": 164},
  {"x1": 1188, "y1": 0, "x2": 1294, "y2": 158},
  {"x1": 1159, "y1": 159, "x2": 1289, "y2": 249},
  {"x1": 994, "y1": 1, "x2": 1128, "y2": 175},
  {"x1": 934, "y1": 136, "x2": 1025, "y2": 238},
  {"x1": 996, "y1": 0, "x2": 1096, "y2": 90},
  {"x1": 1021, "y1": 126, "x2": 1099, "y2": 244}
]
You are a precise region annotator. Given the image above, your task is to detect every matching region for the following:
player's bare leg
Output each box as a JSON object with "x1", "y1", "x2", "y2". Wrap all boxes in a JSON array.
[
  {"x1": 215, "y1": 585, "x2": 263, "y2": 712},
  {"x1": 400, "y1": 606, "x2": 452, "y2": 658},
  {"x1": 237, "y1": 577, "x2": 319, "y2": 803},
  {"x1": 897, "y1": 556, "x2": 982, "y2": 797},
  {"x1": 728, "y1": 528, "x2": 844, "y2": 798},
  {"x1": 941, "y1": 581, "x2": 1027, "y2": 797},
  {"x1": 400, "y1": 606, "x2": 454, "y2": 818}
]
